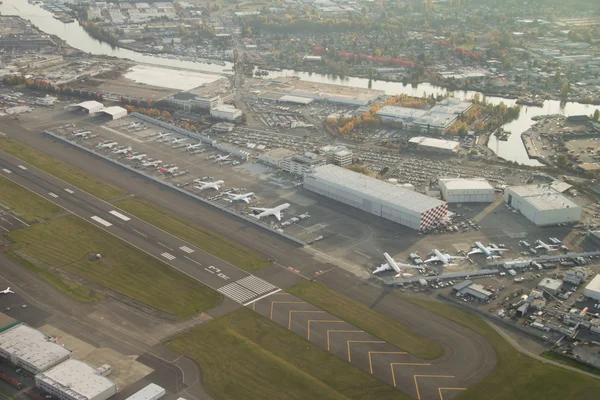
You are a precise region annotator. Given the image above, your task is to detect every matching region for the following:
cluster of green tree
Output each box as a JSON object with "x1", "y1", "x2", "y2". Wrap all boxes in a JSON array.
[
  {"x1": 2, "y1": 75, "x2": 26, "y2": 86},
  {"x1": 123, "y1": 105, "x2": 171, "y2": 121},
  {"x1": 592, "y1": 109, "x2": 600, "y2": 122},
  {"x1": 246, "y1": 13, "x2": 373, "y2": 35},
  {"x1": 21, "y1": 79, "x2": 104, "y2": 101},
  {"x1": 79, "y1": 20, "x2": 120, "y2": 47},
  {"x1": 120, "y1": 96, "x2": 154, "y2": 109}
]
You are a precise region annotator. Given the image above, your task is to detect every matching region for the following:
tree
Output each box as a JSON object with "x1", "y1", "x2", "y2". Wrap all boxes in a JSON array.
[
  {"x1": 561, "y1": 82, "x2": 570, "y2": 100},
  {"x1": 593, "y1": 109, "x2": 600, "y2": 122},
  {"x1": 557, "y1": 154, "x2": 568, "y2": 168}
]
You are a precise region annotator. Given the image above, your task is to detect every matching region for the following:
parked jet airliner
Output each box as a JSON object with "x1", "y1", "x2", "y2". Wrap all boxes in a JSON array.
[
  {"x1": 250, "y1": 203, "x2": 290, "y2": 221},
  {"x1": 373, "y1": 252, "x2": 423, "y2": 277},
  {"x1": 424, "y1": 249, "x2": 465, "y2": 266}
]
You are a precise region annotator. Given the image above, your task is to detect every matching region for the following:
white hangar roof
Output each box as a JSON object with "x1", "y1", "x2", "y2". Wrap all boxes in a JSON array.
[
  {"x1": 408, "y1": 136, "x2": 460, "y2": 151},
  {"x1": 99, "y1": 106, "x2": 127, "y2": 118},
  {"x1": 439, "y1": 178, "x2": 494, "y2": 191},
  {"x1": 306, "y1": 164, "x2": 446, "y2": 214},
  {"x1": 507, "y1": 185, "x2": 578, "y2": 211},
  {"x1": 74, "y1": 101, "x2": 104, "y2": 113}
]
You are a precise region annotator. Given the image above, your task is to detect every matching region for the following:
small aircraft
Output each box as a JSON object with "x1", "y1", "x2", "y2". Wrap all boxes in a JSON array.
[
  {"x1": 72, "y1": 131, "x2": 90, "y2": 137},
  {"x1": 467, "y1": 241, "x2": 509, "y2": 259},
  {"x1": 142, "y1": 159, "x2": 162, "y2": 167},
  {"x1": 127, "y1": 153, "x2": 147, "y2": 161},
  {"x1": 424, "y1": 249, "x2": 465, "y2": 266},
  {"x1": 156, "y1": 132, "x2": 172, "y2": 139},
  {"x1": 0, "y1": 287, "x2": 14, "y2": 295},
  {"x1": 215, "y1": 153, "x2": 232, "y2": 162},
  {"x1": 373, "y1": 253, "x2": 424, "y2": 277},
  {"x1": 250, "y1": 203, "x2": 290, "y2": 221},
  {"x1": 170, "y1": 138, "x2": 187, "y2": 145},
  {"x1": 227, "y1": 192, "x2": 254, "y2": 203},
  {"x1": 186, "y1": 143, "x2": 203, "y2": 151},
  {"x1": 113, "y1": 146, "x2": 132, "y2": 154},
  {"x1": 535, "y1": 240, "x2": 559, "y2": 251},
  {"x1": 159, "y1": 166, "x2": 179, "y2": 174},
  {"x1": 97, "y1": 141, "x2": 118, "y2": 149},
  {"x1": 194, "y1": 180, "x2": 224, "y2": 190},
  {"x1": 128, "y1": 122, "x2": 142, "y2": 129}
]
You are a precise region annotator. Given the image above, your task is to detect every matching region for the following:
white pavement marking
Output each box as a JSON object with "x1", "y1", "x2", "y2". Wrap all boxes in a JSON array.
[
  {"x1": 132, "y1": 228, "x2": 148, "y2": 238},
  {"x1": 237, "y1": 275, "x2": 277, "y2": 295},
  {"x1": 243, "y1": 289, "x2": 282, "y2": 306},
  {"x1": 11, "y1": 215, "x2": 30, "y2": 227},
  {"x1": 48, "y1": 192, "x2": 59, "y2": 198},
  {"x1": 179, "y1": 246, "x2": 194, "y2": 254},
  {"x1": 157, "y1": 242, "x2": 174, "y2": 251},
  {"x1": 184, "y1": 256, "x2": 202, "y2": 266},
  {"x1": 0, "y1": 226, "x2": 9, "y2": 233},
  {"x1": 64, "y1": 188, "x2": 75, "y2": 194},
  {"x1": 2, "y1": 168, "x2": 12, "y2": 174},
  {"x1": 91, "y1": 216, "x2": 112, "y2": 227},
  {"x1": 109, "y1": 210, "x2": 131, "y2": 221},
  {"x1": 218, "y1": 282, "x2": 257, "y2": 304},
  {"x1": 161, "y1": 252, "x2": 176, "y2": 261},
  {"x1": 17, "y1": 165, "x2": 27, "y2": 170}
]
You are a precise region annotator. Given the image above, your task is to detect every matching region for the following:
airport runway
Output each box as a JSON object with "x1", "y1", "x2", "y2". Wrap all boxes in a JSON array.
[{"x1": 0, "y1": 151, "x2": 498, "y2": 399}]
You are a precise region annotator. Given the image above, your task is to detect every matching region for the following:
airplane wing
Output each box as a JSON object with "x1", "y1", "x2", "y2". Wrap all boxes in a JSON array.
[
  {"x1": 250, "y1": 207, "x2": 268, "y2": 212},
  {"x1": 397, "y1": 263, "x2": 423, "y2": 270},
  {"x1": 535, "y1": 244, "x2": 544, "y2": 249},
  {"x1": 447, "y1": 254, "x2": 465, "y2": 260},
  {"x1": 242, "y1": 197, "x2": 250, "y2": 203},
  {"x1": 373, "y1": 263, "x2": 391, "y2": 274},
  {"x1": 424, "y1": 256, "x2": 440, "y2": 264},
  {"x1": 467, "y1": 248, "x2": 484, "y2": 256},
  {"x1": 273, "y1": 210, "x2": 283, "y2": 221}
]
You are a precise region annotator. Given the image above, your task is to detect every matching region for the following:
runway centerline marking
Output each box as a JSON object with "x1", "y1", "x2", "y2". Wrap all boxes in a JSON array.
[
  {"x1": 367, "y1": 352, "x2": 408, "y2": 374},
  {"x1": 91, "y1": 216, "x2": 112, "y2": 227},
  {"x1": 157, "y1": 241, "x2": 174, "y2": 251},
  {"x1": 390, "y1": 363, "x2": 431, "y2": 387},
  {"x1": 161, "y1": 252, "x2": 176, "y2": 261},
  {"x1": 109, "y1": 210, "x2": 131, "y2": 221},
  {"x1": 288, "y1": 310, "x2": 325, "y2": 330},
  {"x1": 438, "y1": 388, "x2": 467, "y2": 400},
  {"x1": 307, "y1": 320, "x2": 344, "y2": 340},
  {"x1": 269, "y1": 301, "x2": 306, "y2": 320},
  {"x1": 347, "y1": 340, "x2": 385, "y2": 362},
  {"x1": 326, "y1": 330, "x2": 363, "y2": 351},
  {"x1": 413, "y1": 375, "x2": 455, "y2": 400},
  {"x1": 132, "y1": 228, "x2": 148, "y2": 238},
  {"x1": 64, "y1": 188, "x2": 75, "y2": 194},
  {"x1": 17, "y1": 165, "x2": 27, "y2": 170},
  {"x1": 184, "y1": 255, "x2": 202, "y2": 266}
]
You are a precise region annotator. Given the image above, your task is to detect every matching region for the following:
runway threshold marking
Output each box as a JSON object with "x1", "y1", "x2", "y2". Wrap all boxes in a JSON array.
[
  {"x1": 109, "y1": 210, "x2": 131, "y2": 221},
  {"x1": 288, "y1": 310, "x2": 325, "y2": 330},
  {"x1": 64, "y1": 188, "x2": 75, "y2": 194},
  {"x1": 17, "y1": 165, "x2": 27, "y2": 170},
  {"x1": 438, "y1": 388, "x2": 467, "y2": 400},
  {"x1": 48, "y1": 192, "x2": 59, "y2": 198},
  {"x1": 347, "y1": 340, "x2": 385, "y2": 362},
  {"x1": 413, "y1": 375, "x2": 455, "y2": 400},
  {"x1": 368, "y1": 352, "x2": 408, "y2": 374},
  {"x1": 218, "y1": 282, "x2": 257, "y2": 304},
  {"x1": 326, "y1": 330, "x2": 363, "y2": 351},
  {"x1": 161, "y1": 252, "x2": 176, "y2": 261},
  {"x1": 269, "y1": 301, "x2": 306, "y2": 320},
  {"x1": 2, "y1": 168, "x2": 11, "y2": 174},
  {"x1": 91, "y1": 216, "x2": 112, "y2": 227},
  {"x1": 390, "y1": 363, "x2": 431, "y2": 387},
  {"x1": 179, "y1": 245, "x2": 194, "y2": 253},
  {"x1": 307, "y1": 320, "x2": 344, "y2": 340}
]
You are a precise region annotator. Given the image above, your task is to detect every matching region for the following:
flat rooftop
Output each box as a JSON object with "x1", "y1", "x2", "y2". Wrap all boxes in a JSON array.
[
  {"x1": 586, "y1": 274, "x2": 600, "y2": 293},
  {"x1": 126, "y1": 383, "x2": 164, "y2": 400},
  {"x1": 439, "y1": 178, "x2": 494, "y2": 191},
  {"x1": 507, "y1": 185, "x2": 579, "y2": 211},
  {"x1": 124, "y1": 65, "x2": 221, "y2": 91},
  {"x1": 408, "y1": 136, "x2": 460, "y2": 151},
  {"x1": 305, "y1": 164, "x2": 446, "y2": 214},
  {"x1": 376, "y1": 106, "x2": 427, "y2": 119}
]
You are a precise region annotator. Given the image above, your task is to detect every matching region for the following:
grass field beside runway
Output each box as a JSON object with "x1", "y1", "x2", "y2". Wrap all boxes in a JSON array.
[
  {"x1": 115, "y1": 198, "x2": 271, "y2": 272},
  {"x1": 167, "y1": 307, "x2": 410, "y2": 400},
  {"x1": 541, "y1": 351, "x2": 600, "y2": 376},
  {"x1": 404, "y1": 297, "x2": 600, "y2": 400},
  {"x1": 287, "y1": 281, "x2": 444, "y2": 360},
  {"x1": 7, "y1": 215, "x2": 222, "y2": 318},
  {"x1": 0, "y1": 175, "x2": 62, "y2": 221},
  {"x1": 0, "y1": 139, "x2": 125, "y2": 200}
]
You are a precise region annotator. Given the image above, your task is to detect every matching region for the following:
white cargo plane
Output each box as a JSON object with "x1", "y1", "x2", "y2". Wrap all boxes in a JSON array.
[
  {"x1": 127, "y1": 153, "x2": 147, "y2": 161},
  {"x1": 97, "y1": 141, "x2": 118, "y2": 149},
  {"x1": 0, "y1": 287, "x2": 14, "y2": 295},
  {"x1": 215, "y1": 153, "x2": 232, "y2": 162},
  {"x1": 194, "y1": 180, "x2": 224, "y2": 190},
  {"x1": 156, "y1": 132, "x2": 172, "y2": 139},
  {"x1": 186, "y1": 143, "x2": 203, "y2": 151},
  {"x1": 227, "y1": 192, "x2": 254, "y2": 203},
  {"x1": 142, "y1": 159, "x2": 162, "y2": 167},
  {"x1": 535, "y1": 240, "x2": 559, "y2": 251},
  {"x1": 159, "y1": 166, "x2": 179, "y2": 174},
  {"x1": 73, "y1": 131, "x2": 90, "y2": 137},
  {"x1": 424, "y1": 249, "x2": 465, "y2": 266},
  {"x1": 113, "y1": 146, "x2": 132, "y2": 154},
  {"x1": 170, "y1": 138, "x2": 187, "y2": 145},
  {"x1": 373, "y1": 252, "x2": 424, "y2": 277},
  {"x1": 250, "y1": 203, "x2": 290, "y2": 221},
  {"x1": 467, "y1": 241, "x2": 509, "y2": 259}
]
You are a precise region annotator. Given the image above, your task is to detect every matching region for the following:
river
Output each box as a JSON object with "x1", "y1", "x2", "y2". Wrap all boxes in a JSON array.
[{"x1": 0, "y1": 0, "x2": 233, "y2": 74}]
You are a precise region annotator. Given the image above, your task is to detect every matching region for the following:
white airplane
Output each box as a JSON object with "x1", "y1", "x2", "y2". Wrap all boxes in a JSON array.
[
  {"x1": 373, "y1": 252, "x2": 423, "y2": 277},
  {"x1": 159, "y1": 166, "x2": 179, "y2": 174},
  {"x1": 97, "y1": 141, "x2": 118, "y2": 149},
  {"x1": 128, "y1": 122, "x2": 142, "y2": 129},
  {"x1": 113, "y1": 146, "x2": 132, "y2": 154},
  {"x1": 127, "y1": 153, "x2": 147, "y2": 161},
  {"x1": 142, "y1": 159, "x2": 162, "y2": 167},
  {"x1": 0, "y1": 287, "x2": 14, "y2": 295},
  {"x1": 73, "y1": 131, "x2": 90, "y2": 137},
  {"x1": 227, "y1": 192, "x2": 254, "y2": 203},
  {"x1": 467, "y1": 241, "x2": 509, "y2": 259},
  {"x1": 535, "y1": 240, "x2": 559, "y2": 251},
  {"x1": 424, "y1": 249, "x2": 465, "y2": 266},
  {"x1": 186, "y1": 143, "x2": 203, "y2": 151},
  {"x1": 250, "y1": 203, "x2": 290, "y2": 221},
  {"x1": 156, "y1": 132, "x2": 172, "y2": 139},
  {"x1": 170, "y1": 138, "x2": 187, "y2": 145},
  {"x1": 215, "y1": 153, "x2": 232, "y2": 162},
  {"x1": 194, "y1": 180, "x2": 224, "y2": 190}
]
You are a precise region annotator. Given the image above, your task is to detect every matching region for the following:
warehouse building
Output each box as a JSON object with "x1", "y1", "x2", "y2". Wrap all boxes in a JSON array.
[
  {"x1": 70, "y1": 101, "x2": 104, "y2": 115},
  {"x1": 438, "y1": 178, "x2": 494, "y2": 203},
  {"x1": 584, "y1": 274, "x2": 600, "y2": 301},
  {"x1": 210, "y1": 105, "x2": 242, "y2": 121},
  {"x1": 504, "y1": 185, "x2": 581, "y2": 226},
  {"x1": 304, "y1": 165, "x2": 448, "y2": 230},
  {"x1": 36, "y1": 358, "x2": 117, "y2": 400},
  {"x1": 125, "y1": 383, "x2": 165, "y2": 400},
  {"x1": 538, "y1": 278, "x2": 563, "y2": 295},
  {"x1": 408, "y1": 136, "x2": 460, "y2": 154},
  {"x1": 0, "y1": 324, "x2": 71, "y2": 374},
  {"x1": 259, "y1": 148, "x2": 295, "y2": 167},
  {"x1": 98, "y1": 106, "x2": 127, "y2": 121},
  {"x1": 281, "y1": 152, "x2": 325, "y2": 176}
]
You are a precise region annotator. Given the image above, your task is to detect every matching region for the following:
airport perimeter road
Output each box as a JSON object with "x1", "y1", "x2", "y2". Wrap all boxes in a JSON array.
[{"x1": 0, "y1": 154, "x2": 282, "y2": 306}]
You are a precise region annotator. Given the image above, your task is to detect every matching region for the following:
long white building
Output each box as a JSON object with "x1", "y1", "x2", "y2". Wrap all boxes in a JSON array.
[
  {"x1": 304, "y1": 165, "x2": 448, "y2": 230},
  {"x1": 439, "y1": 178, "x2": 494, "y2": 203},
  {"x1": 0, "y1": 324, "x2": 71, "y2": 374},
  {"x1": 504, "y1": 185, "x2": 581, "y2": 226}
]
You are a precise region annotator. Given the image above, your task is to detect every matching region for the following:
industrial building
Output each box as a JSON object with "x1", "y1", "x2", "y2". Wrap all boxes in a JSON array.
[
  {"x1": 210, "y1": 105, "x2": 242, "y2": 121},
  {"x1": 166, "y1": 93, "x2": 223, "y2": 111},
  {"x1": 408, "y1": 136, "x2": 460, "y2": 154},
  {"x1": 438, "y1": 178, "x2": 494, "y2": 203},
  {"x1": 504, "y1": 185, "x2": 581, "y2": 226},
  {"x1": 125, "y1": 383, "x2": 165, "y2": 400},
  {"x1": 259, "y1": 148, "x2": 296, "y2": 167},
  {"x1": 281, "y1": 152, "x2": 326, "y2": 176},
  {"x1": 538, "y1": 278, "x2": 563, "y2": 295},
  {"x1": 70, "y1": 101, "x2": 105, "y2": 115},
  {"x1": 0, "y1": 324, "x2": 71, "y2": 374},
  {"x1": 584, "y1": 274, "x2": 600, "y2": 301},
  {"x1": 304, "y1": 165, "x2": 448, "y2": 230},
  {"x1": 35, "y1": 358, "x2": 118, "y2": 400},
  {"x1": 333, "y1": 150, "x2": 353, "y2": 167},
  {"x1": 98, "y1": 106, "x2": 127, "y2": 121}
]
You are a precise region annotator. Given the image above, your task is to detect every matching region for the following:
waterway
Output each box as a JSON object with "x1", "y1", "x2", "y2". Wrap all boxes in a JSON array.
[{"x1": 0, "y1": 0, "x2": 233, "y2": 74}]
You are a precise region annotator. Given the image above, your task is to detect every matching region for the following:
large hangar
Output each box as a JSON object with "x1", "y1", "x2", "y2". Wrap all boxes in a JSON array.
[
  {"x1": 304, "y1": 165, "x2": 448, "y2": 230},
  {"x1": 439, "y1": 178, "x2": 494, "y2": 203},
  {"x1": 70, "y1": 101, "x2": 104, "y2": 114},
  {"x1": 504, "y1": 184, "x2": 581, "y2": 226}
]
